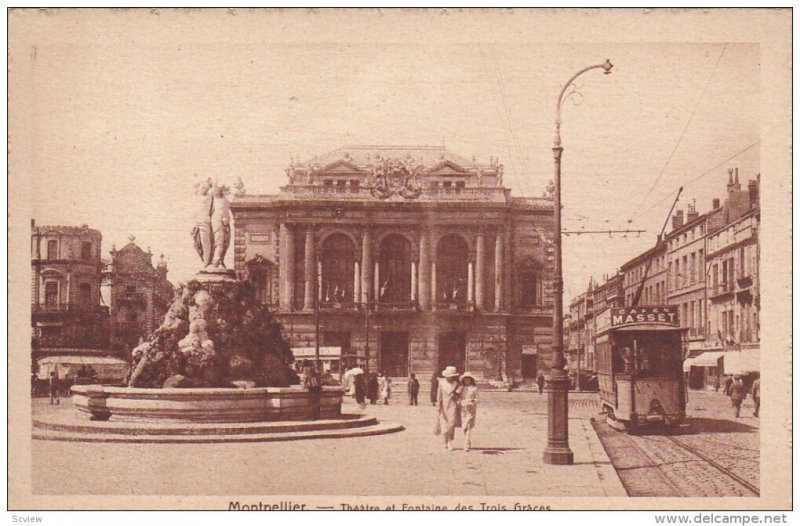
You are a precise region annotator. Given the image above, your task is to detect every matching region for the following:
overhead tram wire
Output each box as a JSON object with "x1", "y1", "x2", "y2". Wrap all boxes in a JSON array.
[
  {"x1": 629, "y1": 44, "x2": 728, "y2": 221},
  {"x1": 630, "y1": 139, "x2": 760, "y2": 222},
  {"x1": 489, "y1": 46, "x2": 533, "y2": 187},
  {"x1": 478, "y1": 44, "x2": 527, "y2": 195}
]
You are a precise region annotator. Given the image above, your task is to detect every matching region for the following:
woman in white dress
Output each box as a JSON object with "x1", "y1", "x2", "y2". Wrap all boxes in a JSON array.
[
  {"x1": 435, "y1": 366, "x2": 461, "y2": 451},
  {"x1": 459, "y1": 372, "x2": 479, "y2": 452},
  {"x1": 379, "y1": 371, "x2": 392, "y2": 405}
]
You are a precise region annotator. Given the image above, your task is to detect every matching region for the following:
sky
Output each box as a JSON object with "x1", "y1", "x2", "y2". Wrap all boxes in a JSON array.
[{"x1": 23, "y1": 15, "x2": 760, "y2": 302}]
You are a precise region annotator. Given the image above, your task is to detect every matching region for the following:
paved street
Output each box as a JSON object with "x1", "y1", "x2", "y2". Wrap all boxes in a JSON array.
[
  {"x1": 594, "y1": 389, "x2": 760, "y2": 497},
  {"x1": 31, "y1": 388, "x2": 757, "y2": 498},
  {"x1": 32, "y1": 391, "x2": 623, "y2": 497}
]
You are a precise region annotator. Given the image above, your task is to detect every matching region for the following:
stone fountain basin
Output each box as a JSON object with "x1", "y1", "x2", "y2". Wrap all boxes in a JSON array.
[{"x1": 71, "y1": 384, "x2": 344, "y2": 423}]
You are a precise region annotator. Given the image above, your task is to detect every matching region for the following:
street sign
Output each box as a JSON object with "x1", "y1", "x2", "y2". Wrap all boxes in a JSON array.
[{"x1": 609, "y1": 306, "x2": 679, "y2": 328}]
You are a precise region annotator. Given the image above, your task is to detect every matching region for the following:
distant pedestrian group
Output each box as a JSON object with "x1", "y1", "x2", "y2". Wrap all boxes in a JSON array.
[{"x1": 724, "y1": 374, "x2": 760, "y2": 419}]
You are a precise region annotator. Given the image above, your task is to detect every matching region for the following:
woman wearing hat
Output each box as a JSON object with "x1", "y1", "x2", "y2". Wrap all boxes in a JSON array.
[
  {"x1": 435, "y1": 366, "x2": 462, "y2": 451},
  {"x1": 459, "y1": 372, "x2": 479, "y2": 452}
]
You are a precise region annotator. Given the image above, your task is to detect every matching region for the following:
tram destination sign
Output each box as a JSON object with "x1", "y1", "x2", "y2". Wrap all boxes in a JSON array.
[{"x1": 610, "y1": 306, "x2": 679, "y2": 328}]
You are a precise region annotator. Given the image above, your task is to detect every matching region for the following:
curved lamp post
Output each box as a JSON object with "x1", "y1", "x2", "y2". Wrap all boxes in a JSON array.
[{"x1": 544, "y1": 59, "x2": 613, "y2": 466}]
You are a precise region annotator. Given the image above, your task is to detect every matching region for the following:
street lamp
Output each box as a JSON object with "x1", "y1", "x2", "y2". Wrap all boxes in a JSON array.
[{"x1": 544, "y1": 59, "x2": 613, "y2": 466}]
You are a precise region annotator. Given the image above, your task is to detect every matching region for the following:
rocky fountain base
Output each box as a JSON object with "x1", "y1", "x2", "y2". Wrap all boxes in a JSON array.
[{"x1": 33, "y1": 272, "x2": 402, "y2": 443}]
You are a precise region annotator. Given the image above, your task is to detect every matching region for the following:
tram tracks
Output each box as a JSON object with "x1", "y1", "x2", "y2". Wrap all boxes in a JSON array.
[
  {"x1": 664, "y1": 435, "x2": 760, "y2": 496},
  {"x1": 592, "y1": 418, "x2": 759, "y2": 497}
]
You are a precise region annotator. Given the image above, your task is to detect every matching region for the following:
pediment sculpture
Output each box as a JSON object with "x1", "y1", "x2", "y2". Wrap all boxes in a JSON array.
[{"x1": 367, "y1": 156, "x2": 423, "y2": 200}]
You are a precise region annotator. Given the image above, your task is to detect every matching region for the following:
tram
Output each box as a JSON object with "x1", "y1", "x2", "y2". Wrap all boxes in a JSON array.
[{"x1": 596, "y1": 306, "x2": 686, "y2": 432}]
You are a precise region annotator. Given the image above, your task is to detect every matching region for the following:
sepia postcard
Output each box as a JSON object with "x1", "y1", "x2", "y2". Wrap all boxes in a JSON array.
[{"x1": 7, "y1": 7, "x2": 792, "y2": 512}]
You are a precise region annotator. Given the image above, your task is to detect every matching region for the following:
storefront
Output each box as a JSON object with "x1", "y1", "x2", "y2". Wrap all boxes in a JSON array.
[
  {"x1": 291, "y1": 346, "x2": 342, "y2": 374},
  {"x1": 683, "y1": 351, "x2": 725, "y2": 390}
]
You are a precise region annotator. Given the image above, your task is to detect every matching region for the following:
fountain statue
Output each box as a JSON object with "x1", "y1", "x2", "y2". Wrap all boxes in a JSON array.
[{"x1": 125, "y1": 178, "x2": 294, "y2": 389}]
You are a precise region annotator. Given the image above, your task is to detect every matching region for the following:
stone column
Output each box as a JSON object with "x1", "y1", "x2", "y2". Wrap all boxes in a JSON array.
[
  {"x1": 467, "y1": 260, "x2": 474, "y2": 305},
  {"x1": 65, "y1": 267, "x2": 72, "y2": 304},
  {"x1": 374, "y1": 260, "x2": 380, "y2": 304},
  {"x1": 418, "y1": 231, "x2": 431, "y2": 310},
  {"x1": 411, "y1": 259, "x2": 418, "y2": 304},
  {"x1": 495, "y1": 233, "x2": 504, "y2": 312},
  {"x1": 303, "y1": 229, "x2": 315, "y2": 310},
  {"x1": 361, "y1": 231, "x2": 372, "y2": 306},
  {"x1": 354, "y1": 259, "x2": 361, "y2": 305},
  {"x1": 431, "y1": 262, "x2": 437, "y2": 309},
  {"x1": 280, "y1": 223, "x2": 295, "y2": 311},
  {"x1": 475, "y1": 231, "x2": 486, "y2": 310}
]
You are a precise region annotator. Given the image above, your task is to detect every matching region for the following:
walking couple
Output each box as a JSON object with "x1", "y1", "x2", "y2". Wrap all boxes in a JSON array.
[{"x1": 434, "y1": 366, "x2": 479, "y2": 452}]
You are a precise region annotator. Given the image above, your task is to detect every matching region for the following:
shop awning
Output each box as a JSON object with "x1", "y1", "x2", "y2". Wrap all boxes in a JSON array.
[
  {"x1": 291, "y1": 347, "x2": 341, "y2": 359},
  {"x1": 682, "y1": 357, "x2": 695, "y2": 372},
  {"x1": 722, "y1": 350, "x2": 760, "y2": 375},
  {"x1": 36, "y1": 355, "x2": 129, "y2": 380},
  {"x1": 685, "y1": 351, "x2": 725, "y2": 370}
]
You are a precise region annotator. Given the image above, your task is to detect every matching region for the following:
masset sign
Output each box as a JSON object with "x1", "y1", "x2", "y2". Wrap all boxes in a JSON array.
[{"x1": 610, "y1": 306, "x2": 679, "y2": 328}]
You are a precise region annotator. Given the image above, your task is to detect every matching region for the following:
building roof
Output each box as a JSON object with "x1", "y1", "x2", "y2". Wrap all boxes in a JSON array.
[
  {"x1": 31, "y1": 222, "x2": 101, "y2": 238},
  {"x1": 303, "y1": 145, "x2": 475, "y2": 170},
  {"x1": 619, "y1": 240, "x2": 667, "y2": 271}
]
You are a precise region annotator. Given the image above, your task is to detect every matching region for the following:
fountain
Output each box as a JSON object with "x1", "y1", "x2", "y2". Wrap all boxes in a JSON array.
[{"x1": 33, "y1": 179, "x2": 402, "y2": 442}]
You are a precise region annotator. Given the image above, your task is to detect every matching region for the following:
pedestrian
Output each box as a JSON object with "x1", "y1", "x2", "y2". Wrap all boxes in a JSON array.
[
  {"x1": 434, "y1": 366, "x2": 461, "y2": 451},
  {"x1": 459, "y1": 372, "x2": 479, "y2": 452},
  {"x1": 302, "y1": 360, "x2": 322, "y2": 420},
  {"x1": 354, "y1": 372, "x2": 367, "y2": 407},
  {"x1": 724, "y1": 375, "x2": 733, "y2": 396},
  {"x1": 407, "y1": 373, "x2": 420, "y2": 406},
  {"x1": 730, "y1": 375, "x2": 745, "y2": 418},
  {"x1": 367, "y1": 372, "x2": 379, "y2": 405},
  {"x1": 48, "y1": 371, "x2": 60, "y2": 405},
  {"x1": 751, "y1": 376, "x2": 760, "y2": 418},
  {"x1": 430, "y1": 371, "x2": 439, "y2": 406},
  {"x1": 379, "y1": 371, "x2": 392, "y2": 405},
  {"x1": 714, "y1": 375, "x2": 721, "y2": 392},
  {"x1": 537, "y1": 372, "x2": 545, "y2": 395}
]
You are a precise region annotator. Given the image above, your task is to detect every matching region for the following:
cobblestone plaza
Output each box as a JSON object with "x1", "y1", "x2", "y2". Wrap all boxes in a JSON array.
[{"x1": 32, "y1": 390, "x2": 757, "y2": 497}]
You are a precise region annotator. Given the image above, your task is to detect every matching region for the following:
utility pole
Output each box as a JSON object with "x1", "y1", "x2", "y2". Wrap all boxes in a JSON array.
[
  {"x1": 544, "y1": 59, "x2": 613, "y2": 466},
  {"x1": 315, "y1": 257, "x2": 321, "y2": 370}
]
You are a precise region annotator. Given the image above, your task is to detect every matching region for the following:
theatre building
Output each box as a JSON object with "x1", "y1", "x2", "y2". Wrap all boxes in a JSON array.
[{"x1": 230, "y1": 146, "x2": 555, "y2": 383}]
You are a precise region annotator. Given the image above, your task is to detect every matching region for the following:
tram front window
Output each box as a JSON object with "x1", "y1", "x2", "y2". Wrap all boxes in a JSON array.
[{"x1": 613, "y1": 333, "x2": 680, "y2": 378}]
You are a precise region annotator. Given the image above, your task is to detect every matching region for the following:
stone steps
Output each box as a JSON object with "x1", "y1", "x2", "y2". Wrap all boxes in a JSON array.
[
  {"x1": 32, "y1": 421, "x2": 405, "y2": 444},
  {"x1": 33, "y1": 414, "x2": 379, "y2": 436},
  {"x1": 32, "y1": 410, "x2": 404, "y2": 443}
]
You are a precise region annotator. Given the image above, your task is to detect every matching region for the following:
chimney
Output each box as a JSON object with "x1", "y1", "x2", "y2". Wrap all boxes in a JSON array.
[
  {"x1": 748, "y1": 179, "x2": 759, "y2": 209},
  {"x1": 672, "y1": 209, "x2": 684, "y2": 230},
  {"x1": 728, "y1": 167, "x2": 742, "y2": 194},
  {"x1": 712, "y1": 198, "x2": 721, "y2": 210},
  {"x1": 687, "y1": 200, "x2": 699, "y2": 223}
]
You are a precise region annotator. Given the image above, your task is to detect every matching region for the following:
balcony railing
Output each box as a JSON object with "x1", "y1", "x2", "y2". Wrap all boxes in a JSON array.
[
  {"x1": 709, "y1": 283, "x2": 735, "y2": 300},
  {"x1": 32, "y1": 303, "x2": 110, "y2": 316},
  {"x1": 435, "y1": 301, "x2": 470, "y2": 312},
  {"x1": 319, "y1": 300, "x2": 356, "y2": 311},
  {"x1": 376, "y1": 301, "x2": 416, "y2": 311},
  {"x1": 32, "y1": 335, "x2": 109, "y2": 349},
  {"x1": 277, "y1": 184, "x2": 512, "y2": 203},
  {"x1": 118, "y1": 292, "x2": 146, "y2": 304}
]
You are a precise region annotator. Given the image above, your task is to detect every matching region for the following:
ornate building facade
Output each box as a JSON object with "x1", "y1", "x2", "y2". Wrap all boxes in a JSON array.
[
  {"x1": 30, "y1": 221, "x2": 110, "y2": 366},
  {"x1": 231, "y1": 146, "x2": 555, "y2": 383},
  {"x1": 103, "y1": 237, "x2": 174, "y2": 356}
]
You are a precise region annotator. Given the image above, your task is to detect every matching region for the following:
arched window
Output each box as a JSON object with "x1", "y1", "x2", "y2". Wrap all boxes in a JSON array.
[
  {"x1": 321, "y1": 234, "x2": 355, "y2": 304},
  {"x1": 378, "y1": 235, "x2": 411, "y2": 304},
  {"x1": 519, "y1": 258, "x2": 542, "y2": 308},
  {"x1": 436, "y1": 234, "x2": 468, "y2": 306},
  {"x1": 246, "y1": 256, "x2": 276, "y2": 305}
]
